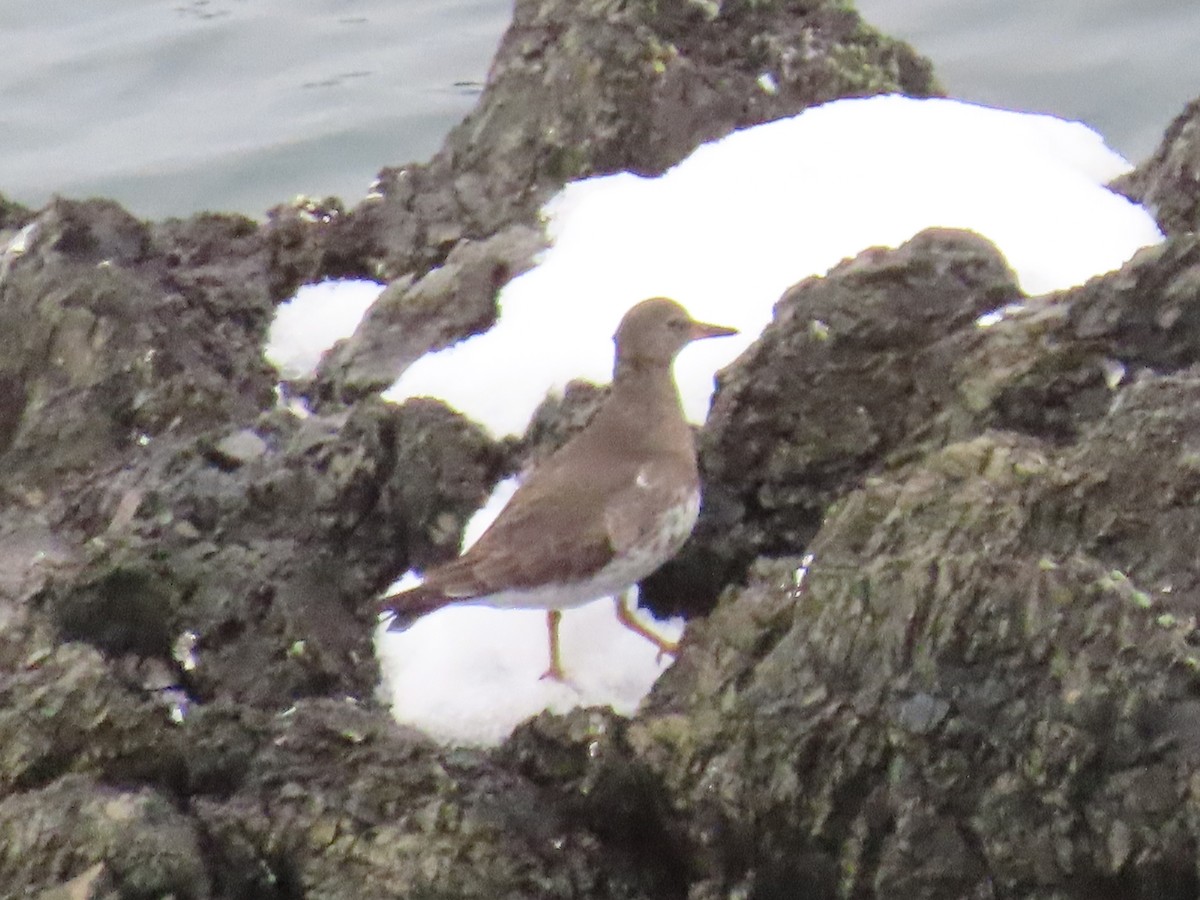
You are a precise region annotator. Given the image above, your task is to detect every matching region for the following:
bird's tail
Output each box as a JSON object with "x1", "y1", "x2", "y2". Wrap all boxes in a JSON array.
[{"x1": 378, "y1": 586, "x2": 449, "y2": 632}]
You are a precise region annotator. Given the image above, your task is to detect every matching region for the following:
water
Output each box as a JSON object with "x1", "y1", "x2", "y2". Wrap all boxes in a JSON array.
[
  {"x1": 1, "y1": 1, "x2": 1197, "y2": 220},
  {"x1": 855, "y1": 0, "x2": 1200, "y2": 163},
  {"x1": 0, "y1": 0, "x2": 510, "y2": 218}
]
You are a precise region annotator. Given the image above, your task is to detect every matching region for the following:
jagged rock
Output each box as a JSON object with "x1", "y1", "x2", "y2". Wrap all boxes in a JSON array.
[
  {"x1": 46, "y1": 398, "x2": 502, "y2": 709},
  {"x1": 208, "y1": 428, "x2": 269, "y2": 469},
  {"x1": 518, "y1": 379, "x2": 612, "y2": 469},
  {"x1": 0, "y1": 199, "x2": 276, "y2": 486},
  {"x1": 636, "y1": 413, "x2": 1200, "y2": 898},
  {"x1": 343, "y1": 0, "x2": 938, "y2": 281},
  {"x1": 301, "y1": 0, "x2": 940, "y2": 397},
  {"x1": 0, "y1": 192, "x2": 33, "y2": 235},
  {"x1": 311, "y1": 224, "x2": 546, "y2": 404},
  {"x1": 500, "y1": 707, "x2": 691, "y2": 897},
  {"x1": 0, "y1": 775, "x2": 208, "y2": 898},
  {"x1": 921, "y1": 234, "x2": 1200, "y2": 450},
  {"x1": 14, "y1": 0, "x2": 1200, "y2": 897},
  {"x1": 643, "y1": 228, "x2": 1023, "y2": 616},
  {"x1": 622, "y1": 227, "x2": 1200, "y2": 898},
  {"x1": 188, "y1": 699, "x2": 666, "y2": 899},
  {"x1": 650, "y1": 232, "x2": 1200, "y2": 620},
  {"x1": 1112, "y1": 97, "x2": 1200, "y2": 236},
  {"x1": 0, "y1": 641, "x2": 182, "y2": 795}
]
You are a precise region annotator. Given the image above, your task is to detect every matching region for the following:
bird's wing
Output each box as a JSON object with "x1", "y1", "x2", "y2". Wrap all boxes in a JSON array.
[{"x1": 422, "y1": 474, "x2": 621, "y2": 598}]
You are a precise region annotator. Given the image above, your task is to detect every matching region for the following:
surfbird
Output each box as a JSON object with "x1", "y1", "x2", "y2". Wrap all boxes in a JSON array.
[{"x1": 379, "y1": 297, "x2": 736, "y2": 680}]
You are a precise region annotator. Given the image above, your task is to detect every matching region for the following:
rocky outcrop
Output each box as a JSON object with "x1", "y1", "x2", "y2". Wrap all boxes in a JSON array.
[
  {"x1": 310, "y1": 224, "x2": 546, "y2": 404},
  {"x1": 0, "y1": 200, "x2": 276, "y2": 487},
  {"x1": 1112, "y1": 97, "x2": 1200, "y2": 236},
  {"x1": 7, "y1": 0, "x2": 1200, "y2": 897},
  {"x1": 187, "y1": 700, "x2": 669, "y2": 899},
  {"x1": 628, "y1": 230, "x2": 1200, "y2": 899},
  {"x1": 342, "y1": 0, "x2": 939, "y2": 281},
  {"x1": 0, "y1": 1, "x2": 943, "y2": 895},
  {"x1": 301, "y1": 0, "x2": 941, "y2": 403},
  {"x1": 644, "y1": 229, "x2": 1024, "y2": 616}
]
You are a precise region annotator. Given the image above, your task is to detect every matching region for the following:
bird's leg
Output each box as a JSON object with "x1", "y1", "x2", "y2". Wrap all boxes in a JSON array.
[
  {"x1": 614, "y1": 588, "x2": 679, "y2": 660},
  {"x1": 540, "y1": 610, "x2": 567, "y2": 681}
]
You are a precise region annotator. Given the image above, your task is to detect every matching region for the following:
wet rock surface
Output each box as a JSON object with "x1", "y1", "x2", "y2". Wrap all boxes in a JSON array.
[{"x1": 2, "y1": 0, "x2": 1199, "y2": 897}]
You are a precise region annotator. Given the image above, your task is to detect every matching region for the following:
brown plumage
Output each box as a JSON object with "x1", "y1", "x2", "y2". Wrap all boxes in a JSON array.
[{"x1": 379, "y1": 297, "x2": 736, "y2": 678}]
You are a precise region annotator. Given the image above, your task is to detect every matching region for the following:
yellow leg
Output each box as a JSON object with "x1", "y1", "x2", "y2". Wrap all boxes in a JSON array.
[
  {"x1": 614, "y1": 589, "x2": 679, "y2": 659},
  {"x1": 540, "y1": 610, "x2": 567, "y2": 681}
]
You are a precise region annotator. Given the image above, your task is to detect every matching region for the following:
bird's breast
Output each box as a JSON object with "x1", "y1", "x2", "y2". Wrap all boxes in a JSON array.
[{"x1": 626, "y1": 485, "x2": 700, "y2": 567}]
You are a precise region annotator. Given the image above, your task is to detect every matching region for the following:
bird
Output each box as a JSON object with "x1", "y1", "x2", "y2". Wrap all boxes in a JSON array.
[{"x1": 379, "y1": 297, "x2": 737, "y2": 680}]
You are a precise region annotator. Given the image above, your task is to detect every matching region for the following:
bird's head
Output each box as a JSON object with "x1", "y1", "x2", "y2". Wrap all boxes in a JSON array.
[{"x1": 613, "y1": 297, "x2": 737, "y2": 367}]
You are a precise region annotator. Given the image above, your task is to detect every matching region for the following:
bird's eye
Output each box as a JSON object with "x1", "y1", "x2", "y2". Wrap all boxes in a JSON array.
[{"x1": 669, "y1": 318, "x2": 687, "y2": 331}]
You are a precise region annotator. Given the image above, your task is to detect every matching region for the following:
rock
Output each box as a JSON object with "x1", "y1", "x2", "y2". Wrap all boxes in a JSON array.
[
  {"x1": 208, "y1": 428, "x2": 269, "y2": 469},
  {"x1": 626, "y1": 228, "x2": 1200, "y2": 898},
  {"x1": 0, "y1": 192, "x2": 33, "y2": 236},
  {"x1": 500, "y1": 707, "x2": 690, "y2": 897},
  {"x1": 0, "y1": 198, "x2": 277, "y2": 486},
  {"x1": 0, "y1": 776, "x2": 208, "y2": 898},
  {"x1": 649, "y1": 231, "x2": 1200, "y2": 621},
  {"x1": 1112, "y1": 97, "x2": 1200, "y2": 236},
  {"x1": 908, "y1": 233, "x2": 1200, "y2": 453},
  {"x1": 49, "y1": 398, "x2": 503, "y2": 709},
  {"x1": 518, "y1": 379, "x2": 611, "y2": 468},
  {"x1": 188, "y1": 699, "x2": 665, "y2": 899},
  {"x1": 15, "y1": 0, "x2": 1200, "y2": 897},
  {"x1": 635, "y1": 420, "x2": 1200, "y2": 898},
  {"x1": 311, "y1": 224, "x2": 547, "y2": 404},
  {"x1": 309, "y1": 0, "x2": 941, "y2": 376},
  {"x1": 36, "y1": 862, "x2": 106, "y2": 900},
  {"x1": 0, "y1": 641, "x2": 183, "y2": 795},
  {"x1": 643, "y1": 228, "x2": 1023, "y2": 617}
]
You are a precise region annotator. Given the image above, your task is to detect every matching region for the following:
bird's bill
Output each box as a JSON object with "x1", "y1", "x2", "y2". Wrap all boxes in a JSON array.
[{"x1": 688, "y1": 320, "x2": 738, "y2": 341}]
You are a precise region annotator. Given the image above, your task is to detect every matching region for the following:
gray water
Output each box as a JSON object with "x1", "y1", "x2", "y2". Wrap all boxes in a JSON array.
[
  {"x1": 0, "y1": 0, "x2": 509, "y2": 219},
  {"x1": 2, "y1": 1, "x2": 1197, "y2": 220},
  {"x1": 856, "y1": 0, "x2": 1200, "y2": 163}
]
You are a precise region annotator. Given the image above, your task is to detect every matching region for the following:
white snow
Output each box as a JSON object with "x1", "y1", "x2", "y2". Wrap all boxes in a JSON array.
[
  {"x1": 265, "y1": 94, "x2": 1164, "y2": 746},
  {"x1": 264, "y1": 278, "x2": 384, "y2": 379},
  {"x1": 384, "y1": 95, "x2": 1161, "y2": 436}
]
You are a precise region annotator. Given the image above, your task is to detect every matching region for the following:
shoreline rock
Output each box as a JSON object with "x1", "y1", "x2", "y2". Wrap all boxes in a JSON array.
[{"x1": 4, "y1": 0, "x2": 1200, "y2": 896}]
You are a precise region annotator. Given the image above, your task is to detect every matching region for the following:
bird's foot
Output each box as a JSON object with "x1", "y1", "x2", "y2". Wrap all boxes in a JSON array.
[
  {"x1": 651, "y1": 638, "x2": 680, "y2": 664},
  {"x1": 539, "y1": 661, "x2": 568, "y2": 682},
  {"x1": 614, "y1": 593, "x2": 680, "y2": 661},
  {"x1": 653, "y1": 642, "x2": 679, "y2": 664}
]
